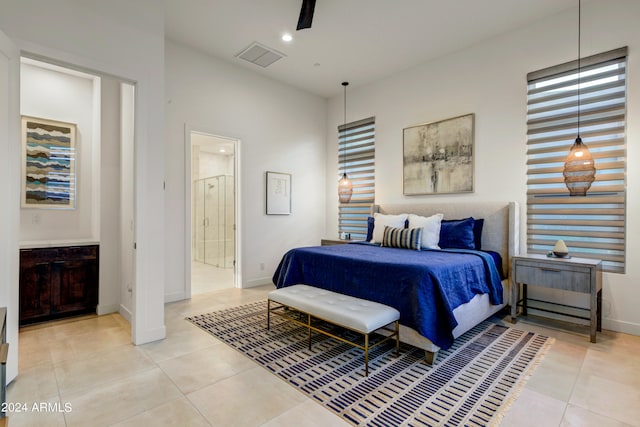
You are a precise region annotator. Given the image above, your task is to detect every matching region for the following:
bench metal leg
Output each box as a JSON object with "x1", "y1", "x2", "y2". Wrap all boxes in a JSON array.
[
  {"x1": 394, "y1": 320, "x2": 400, "y2": 356},
  {"x1": 365, "y1": 333, "x2": 369, "y2": 377},
  {"x1": 267, "y1": 299, "x2": 400, "y2": 377},
  {"x1": 307, "y1": 313, "x2": 312, "y2": 350}
]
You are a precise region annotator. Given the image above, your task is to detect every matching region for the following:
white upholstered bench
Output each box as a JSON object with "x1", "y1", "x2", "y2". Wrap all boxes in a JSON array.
[{"x1": 267, "y1": 284, "x2": 400, "y2": 376}]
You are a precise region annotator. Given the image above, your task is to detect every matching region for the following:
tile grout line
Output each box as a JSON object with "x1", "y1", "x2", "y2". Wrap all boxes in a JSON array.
[{"x1": 141, "y1": 342, "x2": 215, "y2": 427}]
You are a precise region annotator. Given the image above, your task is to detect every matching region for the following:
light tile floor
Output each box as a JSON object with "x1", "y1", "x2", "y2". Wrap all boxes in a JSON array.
[
  {"x1": 6, "y1": 285, "x2": 640, "y2": 426},
  {"x1": 191, "y1": 261, "x2": 234, "y2": 295}
]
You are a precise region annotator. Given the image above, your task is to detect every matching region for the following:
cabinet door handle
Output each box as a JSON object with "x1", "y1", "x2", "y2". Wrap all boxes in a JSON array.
[{"x1": 541, "y1": 267, "x2": 561, "y2": 273}]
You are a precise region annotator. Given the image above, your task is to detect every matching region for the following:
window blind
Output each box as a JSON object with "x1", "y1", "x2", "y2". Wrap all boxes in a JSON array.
[
  {"x1": 338, "y1": 116, "x2": 375, "y2": 240},
  {"x1": 526, "y1": 47, "x2": 627, "y2": 273}
]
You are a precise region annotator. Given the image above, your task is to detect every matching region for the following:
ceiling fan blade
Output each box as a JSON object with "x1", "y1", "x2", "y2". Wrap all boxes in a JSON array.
[{"x1": 296, "y1": 0, "x2": 316, "y2": 30}]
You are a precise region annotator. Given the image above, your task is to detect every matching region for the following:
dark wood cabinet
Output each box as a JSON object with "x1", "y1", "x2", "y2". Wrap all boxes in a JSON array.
[
  {"x1": 19, "y1": 258, "x2": 52, "y2": 321},
  {"x1": 19, "y1": 245, "x2": 99, "y2": 326}
]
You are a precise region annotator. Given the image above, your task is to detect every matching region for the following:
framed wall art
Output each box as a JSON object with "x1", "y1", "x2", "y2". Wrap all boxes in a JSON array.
[
  {"x1": 21, "y1": 116, "x2": 77, "y2": 209},
  {"x1": 266, "y1": 171, "x2": 291, "y2": 215},
  {"x1": 403, "y1": 113, "x2": 474, "y2": 195}
]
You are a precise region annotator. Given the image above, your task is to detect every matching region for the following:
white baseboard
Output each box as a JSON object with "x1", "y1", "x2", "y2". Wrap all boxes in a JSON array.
[
  {"x1": 133, "y1": 325, "x2": 166, "y2": 345},
  {"x1": 242, "y1": 277, "x2": 272, "y2": 288},
  {"x1": 164, "y1": 291, "x2": 185, "y2": 303},
  {"x1": 97, "y1": 303, "x2": 119, "y2": 316},
  {"x1": 603, "y1": 318, "x2": 640, "y2": 336},
  {"x1": 119, "y1": 304, "x2": 132, "y2": 323}
]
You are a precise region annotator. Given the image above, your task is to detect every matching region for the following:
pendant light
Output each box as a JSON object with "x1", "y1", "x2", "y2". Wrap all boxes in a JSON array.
[
  {"x1": 563, "y1": 0, "x2": 596, "y2": 196},
  {"x1": 338, "y1": 81, "x2": 353, "y2": 203}
]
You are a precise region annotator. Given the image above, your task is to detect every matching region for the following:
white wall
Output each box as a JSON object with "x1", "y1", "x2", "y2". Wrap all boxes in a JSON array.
[
  {"x1": 0, "y1": 27, "x2": 21, "y2": 382},
  {"x1": 20, "y1": 62, "x2": 98, "y2": 242},
  {"x1": 325, "y1": 0, "x2": 640, "y2": 335},
  {"x1": 99, "y1": 77, "x2": 121, "y2": 315},
  {"x1": 199, "y1": 152, "x2": 233, "y2": 179},
  {"x1": 0, "y1": 0, "x2": 166, "y2": 345},
  {"x1": 165, "y1": 40, "x2": 327, "y2": 298},
  {"x1": 119, "y1": 83, "x2": 135, "y2": 321}
]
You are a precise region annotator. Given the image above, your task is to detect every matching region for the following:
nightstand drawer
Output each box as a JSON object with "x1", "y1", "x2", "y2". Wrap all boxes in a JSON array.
[{"x1": 515, "y1": 262, "x2": 590, "y2": 293}]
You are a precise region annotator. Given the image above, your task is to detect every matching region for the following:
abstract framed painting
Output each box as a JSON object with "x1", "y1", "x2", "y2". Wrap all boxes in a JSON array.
[
  {"x1": 403, "y1": 113, "x2": 474, "y2": 195},
  {"x1": 21, "y1": 116, "x2": 77, "y2": 209},
  {"x1": 266, "y1": 171, "x2": 291, "y2": 215}
]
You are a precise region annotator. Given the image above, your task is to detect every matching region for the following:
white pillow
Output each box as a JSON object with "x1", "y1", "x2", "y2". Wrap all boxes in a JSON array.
[
  {"x1": 407, "y1": 213, "x2": 444, "y2": 249},
  {"x1": 371, "y1": 213, "x2": 408, "y2": 243}
]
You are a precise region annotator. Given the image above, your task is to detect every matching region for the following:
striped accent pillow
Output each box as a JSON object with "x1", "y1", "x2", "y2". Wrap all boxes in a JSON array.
[{"x1": 382, "y1": 226, "x2": 423, "y2": 250}]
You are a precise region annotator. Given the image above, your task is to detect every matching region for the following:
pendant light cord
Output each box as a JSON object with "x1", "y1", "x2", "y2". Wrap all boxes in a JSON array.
[
  {"x1": 577, "y1": 0, "x2": 581, "y2": 138},
  {"x1": 342, "y1": 82, "x2": 348, "y2": 175}
]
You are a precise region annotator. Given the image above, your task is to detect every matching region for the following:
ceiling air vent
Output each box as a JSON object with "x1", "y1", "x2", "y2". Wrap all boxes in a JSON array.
[{"x1": 236, "y1": 42, "x2": 285, "y2": 68}]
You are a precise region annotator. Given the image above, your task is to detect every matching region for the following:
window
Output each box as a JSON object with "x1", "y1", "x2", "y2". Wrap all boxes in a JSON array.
[
  {"x1": 338, "y1": 117, "x2": 375, "y2": 240},
  {"x1": 526, "y1": 47, "x2": 627, "y2": 273}
]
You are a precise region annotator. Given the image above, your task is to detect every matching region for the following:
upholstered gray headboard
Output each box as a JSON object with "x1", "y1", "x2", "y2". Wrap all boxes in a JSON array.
[{"x1": 372, "y1": 201, "x2": 520, "y2": 278}]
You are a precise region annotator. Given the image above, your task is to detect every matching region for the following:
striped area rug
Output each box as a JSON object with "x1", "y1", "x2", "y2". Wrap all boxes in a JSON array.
[{"x1": 187, "y1": 301, "x2": 553, "y2": 426}]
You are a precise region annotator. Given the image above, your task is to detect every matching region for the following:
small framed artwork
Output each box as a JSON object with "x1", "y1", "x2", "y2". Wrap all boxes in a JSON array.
[
  {"x1": 403, "y1": 113, "x2": 474, "y2": 195},
  {"x1": 21, "y1": 116, "x2": 77, "y2": 209},
  {"x1": 266, "y1": 171, "x2": 291, "y2": 215}
]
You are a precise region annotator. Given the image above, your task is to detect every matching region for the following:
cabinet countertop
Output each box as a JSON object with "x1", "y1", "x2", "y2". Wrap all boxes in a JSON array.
[{"x1": 20, "y1": 239, "x2": 100, "y2": 249}]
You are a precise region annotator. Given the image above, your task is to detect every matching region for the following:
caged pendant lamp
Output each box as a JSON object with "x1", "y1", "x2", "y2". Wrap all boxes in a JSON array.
[
  {"x1": 563, "y1": 0, "x2": 596, "y2": 196},
  {"x1": 338, "y1": 82, "x2": 353, "y2": 203}
]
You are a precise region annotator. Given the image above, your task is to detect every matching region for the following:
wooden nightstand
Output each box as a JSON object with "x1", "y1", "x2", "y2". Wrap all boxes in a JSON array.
[
  {"x1": 510, "y1": 254, "x2": 602, "y2": 342},
  {"x1": 321, "y1": 239, "x2": 358, "y2": 246}
]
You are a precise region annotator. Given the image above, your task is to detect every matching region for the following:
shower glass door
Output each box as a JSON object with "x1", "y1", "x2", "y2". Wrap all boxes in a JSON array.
[{"x1": 194, "y1": 175, "x2": 234, "y2": 268}]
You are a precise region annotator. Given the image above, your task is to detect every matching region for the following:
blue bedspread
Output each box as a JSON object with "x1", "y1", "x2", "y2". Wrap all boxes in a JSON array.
[{"x1": 272, "y1": 243, "x2": 503, "y2": 349}]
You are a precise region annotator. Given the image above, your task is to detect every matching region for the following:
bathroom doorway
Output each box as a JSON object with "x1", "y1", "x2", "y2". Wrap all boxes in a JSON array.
[{"x1": 188, "y1": 131, "x2": 238, "y2": 294}]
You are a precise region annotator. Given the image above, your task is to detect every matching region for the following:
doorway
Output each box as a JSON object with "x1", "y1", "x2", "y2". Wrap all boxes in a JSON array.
[
  {"x1": 16, "y1": 56, "x2": 137, "y2": 335},
  {"x1": 188, "y1": 130, "x2": 238, "y2": 295}
]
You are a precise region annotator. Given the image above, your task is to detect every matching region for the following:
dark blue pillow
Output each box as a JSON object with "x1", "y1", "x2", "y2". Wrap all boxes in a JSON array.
[
  {"x1": 473, "y1": 218, "x2": 484, "y2": 250},
  {"x1": 440, "y1": 217, "x2": 476, "y2": 249},
  {"x1": 366, "y1": 216, "x2": 375, "y2": 241}
]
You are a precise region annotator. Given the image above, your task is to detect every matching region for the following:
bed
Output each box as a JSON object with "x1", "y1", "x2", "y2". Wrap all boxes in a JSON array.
[{"x1": 272, "y1": 201, "x2": 520, "y2": 363}]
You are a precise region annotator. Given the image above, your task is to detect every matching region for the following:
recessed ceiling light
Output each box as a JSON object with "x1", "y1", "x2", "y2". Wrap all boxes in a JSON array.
[{"x1": 282, "y1": 33, "x2": 293, "y2": 42}]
